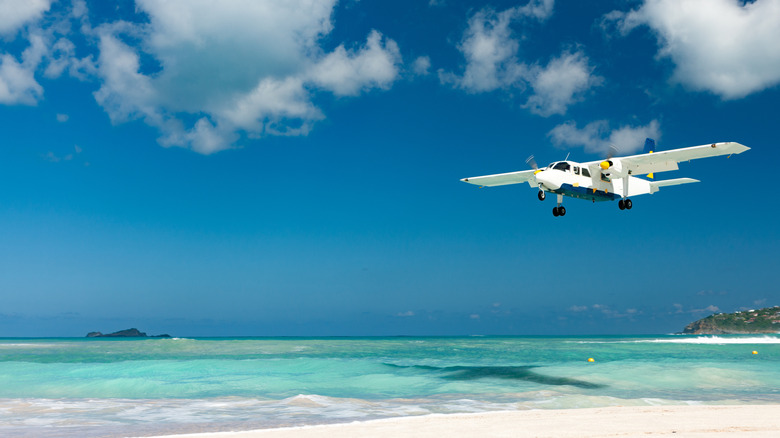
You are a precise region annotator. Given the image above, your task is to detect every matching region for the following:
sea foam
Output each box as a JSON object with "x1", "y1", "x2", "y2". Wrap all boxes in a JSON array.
[{"x1": 634, "y1": 336, "x2": 780, "y2": 344}]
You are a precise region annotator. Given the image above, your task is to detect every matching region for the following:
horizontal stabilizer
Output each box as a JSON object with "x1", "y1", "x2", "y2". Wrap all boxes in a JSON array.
[{"x1": 649, "y1": 178, "x2": 699, "y2": 193}]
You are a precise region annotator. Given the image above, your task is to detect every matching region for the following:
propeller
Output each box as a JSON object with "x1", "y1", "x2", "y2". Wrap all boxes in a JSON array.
[
  {"x1": 607, "y1": 143, "x2": 619, "y2": 159},
  {"x1": 599, "y1": 144, "x2": 618, "y2": 169},
  {"x1": 600, "y1": 144, "x2": 627, "y2": 177},
  {"x1": 525, "y1": 155, "x2": 538, "y2": 170}
]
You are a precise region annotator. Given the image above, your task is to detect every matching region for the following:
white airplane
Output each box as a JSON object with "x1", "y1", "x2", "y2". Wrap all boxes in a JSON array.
[{"x1": 461, "y1": 139, "x2": 749, "y2": 216}]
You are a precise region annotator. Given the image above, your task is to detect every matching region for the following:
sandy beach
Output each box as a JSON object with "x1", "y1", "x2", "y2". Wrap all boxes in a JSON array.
[{"x1": 153, "y1": 405, "x2": 780, "y2": 437}]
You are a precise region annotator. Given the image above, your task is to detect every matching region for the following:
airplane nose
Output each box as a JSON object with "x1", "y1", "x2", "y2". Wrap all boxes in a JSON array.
[{"x1": 535, "y1": 170, "x2": 561, "y2": 190}]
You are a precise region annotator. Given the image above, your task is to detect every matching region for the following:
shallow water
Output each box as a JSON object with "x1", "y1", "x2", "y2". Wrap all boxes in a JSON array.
[{"x1": 0, "y1": 335, "x2": 778, "y2": 437}]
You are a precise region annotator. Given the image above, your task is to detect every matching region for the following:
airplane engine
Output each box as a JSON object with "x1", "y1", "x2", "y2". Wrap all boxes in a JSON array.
[{"x1": 600, "y1": 158, "x2": 627, "y2": 178}]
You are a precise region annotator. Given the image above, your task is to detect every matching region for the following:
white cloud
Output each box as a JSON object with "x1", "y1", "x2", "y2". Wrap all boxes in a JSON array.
[
  {"x1": 524, "y1": 51, "x2": 602, "y2": 116},
  {"x1": 308, "y1": 30, "x2": 401, "y2": 96},
  {"x1": 0, "y1": 0, "x2": 51, "y2": 36},
  {"x1": 439, "y1": 7, "x2": 526, "y2": 92},
  {"x1": 0, "y1": 0, "x2": 404, "y2": 153},
  {"x1": 516, "y1": 0, "x2": 555, "y2": 21},
  {"x1": 673, "y1": 303, "x2": 721, "y2": 315},
  {"x1": 136, "y1": 0, "x2": 336, "y2": 112},
  {"x1": 441, "y1": 1, "x2": 599, "y2": 116},
  {"x1": 43, "y1": 38, "x2": 76, "y2": 78},
  {"x1": 704, "y1": 305, "x2": 720, "y2": 313},
  {"x1": 93, "y1": 32, "x2": 159, "y2": 125},
  {"x1": 548, "y1": 119, "x2": 660, "y2": 155},
  {"x1": 0, "y1": 54, "x2": 42, "y2": 105},
  {"x1": 0, "y1": 1, "x2": 97, "y2": 106},
  {"x1": 41, "y1": 145, "x2": 83, "y2": 164},
  {"x1": 412, "y1": 56, "x2": 431, "y2": 76},
  {"x1": 608, "y1": 0, "x2": 780, "y2": 99},
  {"x1": 85, "y1": 0, "x2": 403, "y2": 154},
  {"x1": 0, "y1": 32, "x2": 49, "y2": 105},
  {"x1": 56, "y1": 113, "x2": 68, "y2": 122}
]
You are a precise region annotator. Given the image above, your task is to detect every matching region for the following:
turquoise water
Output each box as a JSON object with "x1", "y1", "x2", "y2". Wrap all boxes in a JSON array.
[{"x1": 1, "y1": 335, "x2": 779, "y2": 437}]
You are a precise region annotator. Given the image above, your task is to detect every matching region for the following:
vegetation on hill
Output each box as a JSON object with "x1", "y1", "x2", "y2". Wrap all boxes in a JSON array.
[{"x1": 683, "y1": 306, "x2": 780, "y2": 334}]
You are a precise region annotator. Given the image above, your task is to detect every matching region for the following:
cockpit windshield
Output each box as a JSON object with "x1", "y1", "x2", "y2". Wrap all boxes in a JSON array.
[{"x1": 552, "y1": 162, "x2": 571, "y2": 171}]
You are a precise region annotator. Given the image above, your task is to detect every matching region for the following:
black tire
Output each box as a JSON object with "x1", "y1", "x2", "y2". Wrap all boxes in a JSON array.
[
  {"x1": 538, "y1": 190, "x2": 546, "y2": 201},
  {"x1": 559, "y1": 206, "x2": 566, "y2": 216},
  {"x1": 625, "y1": 199, "x2": 633, "y2": 210},
  {"x1": 553, "y1": 207, "x2": 559, "y2": 217},
  {"x1": 618, "y1": 199, "x2": 625, "y2": 210}
]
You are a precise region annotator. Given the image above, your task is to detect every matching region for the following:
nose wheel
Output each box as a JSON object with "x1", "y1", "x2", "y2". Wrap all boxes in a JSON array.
[
  {"x1": 538, "y1": 190, "x2": 546, "y2": 201},
  {"x1": 618, "y1": 199, "x2": 633, "y2": 210}
]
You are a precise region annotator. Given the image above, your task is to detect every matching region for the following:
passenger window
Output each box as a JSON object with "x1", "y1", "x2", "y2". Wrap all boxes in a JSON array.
[
  {"x1": 582, "y1": 168, "x2": 591, "y2": 177},
  {"x1": 574, "y1": 166, "x2": 580, "y2": 175}
]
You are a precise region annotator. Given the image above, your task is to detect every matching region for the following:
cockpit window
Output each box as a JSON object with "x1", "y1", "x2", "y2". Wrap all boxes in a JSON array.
[
  {"x1": 553, "y1": 162, "x2": 570, "y2": 171},
  {"x1": 582, "y1": 167, "x2": 591, "y2": 177}
]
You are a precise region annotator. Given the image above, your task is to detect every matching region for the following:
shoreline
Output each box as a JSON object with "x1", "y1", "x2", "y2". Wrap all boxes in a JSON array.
[{"x1": 149, "y1": 405, "x2": 780, "y2": 437}]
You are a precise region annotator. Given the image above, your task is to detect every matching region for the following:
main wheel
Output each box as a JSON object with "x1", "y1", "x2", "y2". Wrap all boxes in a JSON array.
[
  {"x1": 618, "y1": 199, "x2": 625, "y2": 210},
  {"x1": 559, "y1": 206, "x2": 566, "y2": 216},
  {"x1": 538, "y1": 190, "x2": 546, "y2": 201},
  {"x1": 552, "y1": 207, "x2": 559, "y2": 217},
  {"x1": 625, "y1": 199, "x2": 633, "y2": 209}
]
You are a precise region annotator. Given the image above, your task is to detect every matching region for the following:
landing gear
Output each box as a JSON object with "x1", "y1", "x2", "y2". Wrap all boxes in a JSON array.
[
  {"x1": 618, "y1": 198, "x2": 633, "y2": 210},
  {"x1": 538, "y1": 190, "x2": 546, "y2": 201},
  {"x1": 553, "y1": 193, "x2": 565, "y2": 217}
]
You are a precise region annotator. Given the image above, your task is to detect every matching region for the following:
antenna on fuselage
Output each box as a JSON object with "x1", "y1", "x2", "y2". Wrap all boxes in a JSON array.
[{"x1": 564, "y1": 152, "x2": 570, "y2": 161}]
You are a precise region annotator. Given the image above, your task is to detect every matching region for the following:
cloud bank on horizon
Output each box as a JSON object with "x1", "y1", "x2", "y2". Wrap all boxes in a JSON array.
[{"x1": 1, "y1": 0, "x2": 779, "y2": 155}]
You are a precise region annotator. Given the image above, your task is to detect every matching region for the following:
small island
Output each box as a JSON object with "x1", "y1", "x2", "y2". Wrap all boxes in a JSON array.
[
  {"x1": 86, "y1": 328, "x2": 171, "y2": 338},
  {"x1": 683, "y1": 306, "x2": 780, "y2": 334}
]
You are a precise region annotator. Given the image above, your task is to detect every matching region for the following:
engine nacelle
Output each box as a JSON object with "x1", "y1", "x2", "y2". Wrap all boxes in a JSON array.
[{"x1": 600, "y1": 158, "x2": 627, "y2": 178}]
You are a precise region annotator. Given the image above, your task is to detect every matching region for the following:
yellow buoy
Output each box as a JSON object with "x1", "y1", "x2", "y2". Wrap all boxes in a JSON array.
[
  {"x1": 587, "y1": 358, "x2": 595, "y2": 362},
  {"x1": 752, "y1": 351, "x2": 758, "y2": 355}
]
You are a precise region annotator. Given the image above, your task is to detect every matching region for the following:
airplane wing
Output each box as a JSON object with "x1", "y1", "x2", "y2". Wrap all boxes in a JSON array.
[
  {"x1": 582, "y1": 142, "x2": 750, "y2": 175},
  {"x1": 461, "y1": 169, "x2": 537, "y2": 187}
]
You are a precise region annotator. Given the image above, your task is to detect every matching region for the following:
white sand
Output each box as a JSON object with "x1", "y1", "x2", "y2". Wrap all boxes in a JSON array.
[{"x1": 151, "y1": 405, "x2": 780, "y2": 437}]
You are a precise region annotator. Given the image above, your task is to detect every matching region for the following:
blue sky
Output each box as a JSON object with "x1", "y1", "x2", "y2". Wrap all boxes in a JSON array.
[{"x1": 1, "y1": 0, "x2": 778, "y2": 336}]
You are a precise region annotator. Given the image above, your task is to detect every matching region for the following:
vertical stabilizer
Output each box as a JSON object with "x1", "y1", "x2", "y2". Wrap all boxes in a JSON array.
[{"x1": 643, "y1": 138, "x2": 656, "y2": 154}]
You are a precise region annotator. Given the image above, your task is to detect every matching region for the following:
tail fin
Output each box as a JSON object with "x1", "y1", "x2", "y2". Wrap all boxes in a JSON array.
[
  {"x1": 643, "y1": 138, "x2": 655, "y2": 154},
  {"x1": 644, "y1": 138, "x2": 655, "y2": 178}
]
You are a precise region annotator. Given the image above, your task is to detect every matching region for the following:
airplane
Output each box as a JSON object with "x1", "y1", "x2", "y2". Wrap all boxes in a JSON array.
[{"x1": 460, "y1": 139, "x2": 749, "y2": 217}]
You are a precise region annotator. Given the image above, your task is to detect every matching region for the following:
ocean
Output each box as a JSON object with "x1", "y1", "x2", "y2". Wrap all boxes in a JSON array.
[{"x1": 1, "y1": 335, "x2": 778, "y2": 437}]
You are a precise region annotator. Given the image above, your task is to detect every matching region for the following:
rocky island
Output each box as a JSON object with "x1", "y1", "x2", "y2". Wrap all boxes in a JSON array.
[
  {"x1": 683, "y1": 306, "x2": 780, "y2": 334},
  {"x1": 86, "y1": 328, "x2": 171, "y2": 338}
]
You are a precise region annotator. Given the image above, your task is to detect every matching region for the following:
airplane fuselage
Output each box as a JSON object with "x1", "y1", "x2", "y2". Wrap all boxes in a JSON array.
[{"x1": 535, "y1": 161, "x2": 653, "y2": 202}]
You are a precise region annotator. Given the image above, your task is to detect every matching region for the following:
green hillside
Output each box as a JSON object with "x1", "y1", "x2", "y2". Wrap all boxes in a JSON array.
[{"x1": 683, "y1": 306, "x2": 780, "y2": 334}]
